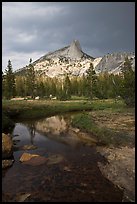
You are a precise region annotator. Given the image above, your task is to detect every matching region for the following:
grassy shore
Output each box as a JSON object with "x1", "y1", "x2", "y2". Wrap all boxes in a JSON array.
[
  {"x1": 2, "y1": 99, "x2": 92, "y2": 120},
  {"x1": 71, "y1": 100, "x2": 135, "y2": 147},
  {"x1": 2, "y1": 99, "x2": 92, "y2": 132}
]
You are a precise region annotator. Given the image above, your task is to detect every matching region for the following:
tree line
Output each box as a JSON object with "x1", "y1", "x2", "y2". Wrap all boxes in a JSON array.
[{"x1": 2, "y1": 57, "x2": 135, "y2": 107}]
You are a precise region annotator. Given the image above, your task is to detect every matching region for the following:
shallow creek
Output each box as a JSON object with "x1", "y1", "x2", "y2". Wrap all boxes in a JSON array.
[{"x1": 2, "y1": 113, "x2": 124, "y2": 202}]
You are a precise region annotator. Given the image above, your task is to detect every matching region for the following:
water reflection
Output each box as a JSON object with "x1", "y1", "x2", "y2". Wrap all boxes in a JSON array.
[
  {"x1": 21, "y1": 114, "x2": 96, "y2": 147},
  {"x1": 27, "y1": 123, "x2": 36, "y2": 145},
  {"x1": 35, "y1": 115, "x2": 69, "y2": 135}
]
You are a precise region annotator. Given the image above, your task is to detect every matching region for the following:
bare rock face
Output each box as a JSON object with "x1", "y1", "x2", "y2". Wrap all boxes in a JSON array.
[
  {"x1": 68, "y1": 40, "x2": 83, "y2": 59},
  {"x1": 2, "y1": 133, "x2": 13, "y2": 159},
  {"x1": 95, "y1": 52, "x2": 135, "y2": 74},
  {"x1": 15, "y1": 39, "x2": 135, "y2": 77}
]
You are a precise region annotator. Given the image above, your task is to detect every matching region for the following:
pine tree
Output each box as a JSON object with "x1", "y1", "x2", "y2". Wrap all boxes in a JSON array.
[
  {"x1": 86, "y1": 63, "x2": 97, "y2": 100},
  {"x1": 25, "y1": 59, "x2": 36, "y2": 98},
  {"x1": 15, "y1": 76, "x2": 26, "y2": 97},
  {"x1": 58, "y1": 74, "x2": 71, "y2": 100},
  {"x1": 63, "y1": 74, "x2": 71, "y2": 99},
  {"x1": 4, "y1": 60, "x2": 16, "y2": 99},
  {"x1": 36, "y1": 81, "x2": 45, "y2": 98},
  {"x1": 120, "y1": 57, "x2": 135, "y2": 106},
  {"x1": 70, "y1": 77, "x2": 79, "y2": 96},
  {"x1": 2, "y1": 71, "x2": 6, "y2": 98}
]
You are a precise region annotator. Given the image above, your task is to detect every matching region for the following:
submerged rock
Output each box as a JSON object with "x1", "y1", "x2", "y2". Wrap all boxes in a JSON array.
[
  {"x1": 13, "y1": 139, "x2": 20, "y2": 145},
  {"x1": 20, "y1": 144, "x2": 37, "y2": 150},
  {"x1": 2, "y1": 133, "x2": 13, "y2": 159},
  {"x1": 47, "y1": 154, "x2": 64, "y2": 165}
]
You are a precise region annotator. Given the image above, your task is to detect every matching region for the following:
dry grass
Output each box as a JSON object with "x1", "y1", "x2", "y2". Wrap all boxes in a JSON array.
[{"x1": 90, "y1": 110, "x2": 135, "y2": 135}]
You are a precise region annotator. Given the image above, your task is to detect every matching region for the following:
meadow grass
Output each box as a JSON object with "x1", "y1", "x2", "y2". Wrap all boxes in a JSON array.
[{"x1": 2, "y1": 99, "x2": 92, "y2": 120}]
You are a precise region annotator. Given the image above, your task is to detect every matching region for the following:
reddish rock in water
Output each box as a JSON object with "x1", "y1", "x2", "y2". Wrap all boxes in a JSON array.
[
  {"x1": 19, "y1": 153, "x2": 39, "y2": 162},
  {"x1": 23, "y1": 156, "x2": 48, "y2": 166},
  {"x1": 20, "y1": 153, "x2": 48, "y2": 166}
]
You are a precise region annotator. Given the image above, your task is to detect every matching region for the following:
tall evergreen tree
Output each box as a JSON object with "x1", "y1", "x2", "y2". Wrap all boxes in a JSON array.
[
  {"x1": 86, "y1": 63, "x2": 97, "y2": 100},
  {"x1": 15, "y1": 76, "x2": 26, "y2": 97},
  {"x1": 4, "y1": 60, "x2": 16, "y2": 99},
  {"x1": 2, "y1": 71, "x2": 5, "y2": 98},
  {"x1": 63, "y1": 74, "x2": 71, "y2": 99},
  {"x1": 26, "y1": 59, "x2": 36, "y2": 98},
  {"x1": 120, "y1": 57, "x2": 135, "y2": 106}
]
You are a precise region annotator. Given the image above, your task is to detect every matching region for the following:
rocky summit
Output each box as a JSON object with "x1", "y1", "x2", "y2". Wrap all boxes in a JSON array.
[{"x1": 15, "y1": 40, "x2": 135, "y2": 77}]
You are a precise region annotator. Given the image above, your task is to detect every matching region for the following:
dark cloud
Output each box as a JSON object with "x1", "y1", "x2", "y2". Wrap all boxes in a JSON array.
[{"x1": 2, "y1": 2, "x2": 135, "y2": 71}]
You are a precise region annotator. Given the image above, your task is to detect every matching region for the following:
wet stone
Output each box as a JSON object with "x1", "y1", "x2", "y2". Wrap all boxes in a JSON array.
[
  {"x1": 23, "y1": 156, "x2": 48, "y2": 166},
  {"x1": 2, "y1": 159, "x2": 14, "y2": 169},
  {"x1": 20, "y1": 153, "x2": 39, "y2": 162}
]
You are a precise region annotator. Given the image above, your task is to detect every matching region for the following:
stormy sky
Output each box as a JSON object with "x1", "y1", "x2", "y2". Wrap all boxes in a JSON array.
[{"x1": 2, "y1": 2, "x2": 135, "y2": 71}]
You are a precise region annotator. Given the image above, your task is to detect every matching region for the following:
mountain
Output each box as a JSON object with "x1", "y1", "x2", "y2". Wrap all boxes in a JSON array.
[
  {"x1": 15, "y1": 40, "x2": 135, "y2": 77},
  {"x1": 33, "y1": 40, "x2": 94, "y2": 63},
  {"x1": 95, "y1": 52, "x2": 135, "y2": 75}
]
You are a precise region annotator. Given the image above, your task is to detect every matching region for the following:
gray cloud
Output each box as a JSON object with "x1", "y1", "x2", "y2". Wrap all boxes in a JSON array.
[{"x1": 2, "y1": 2, "x2": 135, "y2": 71}]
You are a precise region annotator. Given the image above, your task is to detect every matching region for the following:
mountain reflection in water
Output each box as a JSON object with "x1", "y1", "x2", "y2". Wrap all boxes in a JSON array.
[
  {"x1": 22, "y1": 114, "x2": 97, "y2": 147},
  {"x1": 35, "y1": 115, "x2": 69, "y2": 135}
]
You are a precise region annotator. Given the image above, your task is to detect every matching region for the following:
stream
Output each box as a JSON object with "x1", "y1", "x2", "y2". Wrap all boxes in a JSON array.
[{"x1": 2, "y1": 113, "x2": 124, "y2": 202}]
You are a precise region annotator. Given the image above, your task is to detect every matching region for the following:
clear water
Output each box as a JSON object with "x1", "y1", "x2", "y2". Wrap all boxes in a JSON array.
[{"x1": 2, "y1": 114, "x2": 123, "y2": 202}]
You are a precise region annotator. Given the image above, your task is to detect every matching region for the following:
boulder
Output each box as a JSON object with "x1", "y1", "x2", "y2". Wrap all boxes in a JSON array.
[
  {"x1": 35, "y1": 96, "x2": 40, "y2": 100},
  {"x1": 2, "y1": 133, "x2": 13, "y2": 159}
]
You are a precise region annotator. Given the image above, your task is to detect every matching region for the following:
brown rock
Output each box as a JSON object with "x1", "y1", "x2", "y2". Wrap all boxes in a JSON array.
[
  {"x1": 20, "y1": 153, "x2": 39, "y2": 162},
  {"x1": 2, "y1": 133, "x2": 13, "y2": 159},
  {"x1": 2, "y1": 159, "x2": 14, "y2": 169},
  {"x1": 23, "y1": 156, "x2": 48, "y2": 166}
]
